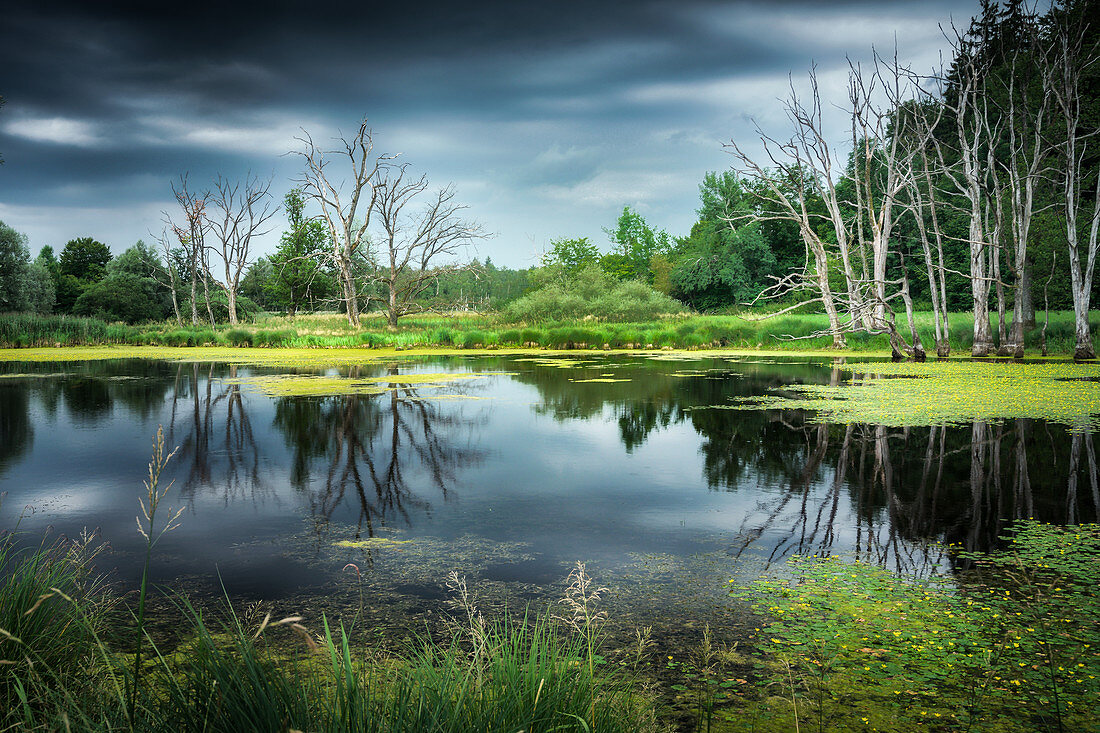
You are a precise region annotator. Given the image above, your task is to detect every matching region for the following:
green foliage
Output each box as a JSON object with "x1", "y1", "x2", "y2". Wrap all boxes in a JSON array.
[
  {"x1": 667, "y1": 172, "x2": 781, "y2": 312},
  {"x1": 0, "y1": 531, "x2": 112, "y2": 726},
  {"x1": 504, "y1": 264, "x2": 685, "y2": 322},
  {"x1": 604, "y1": 207, "x2": 672, "y2": 283},
  {"x1": 0, "y1": 313, "x2": 126, "y2": 347},
  {"x1": 740, "y1": 522, "x2": 1100, "y2": 732},
  {"x1": 0, "y1": 221, "x2": 32, "y2": 312},
  {"x1": 224, "y1": 328, "x2": 253, "y2": 346},
  {"x1": 186, "y1": 289, "x2": 261, "y2": 324},
  {"x1": 73, "y1": 272, "x2": 171, "y2": 324},
  {"x1": 543, "y1": 237, "x2": 601, "y2": 275},
  {"x1": 21, "y1": 262, "x2": 55, "y2": 315},
  {"x1": 671, "y1": 221, "x2": 776, "y2": 310},
  {"x1": 34, "y1": 245, "x2": 59, "y2": 281},
  {"x1": 58, "y1": 237, "x2": 111, "y2": 283},
  {"x1": 265, "y1": 189, "x2": 337, "y2": 315}
]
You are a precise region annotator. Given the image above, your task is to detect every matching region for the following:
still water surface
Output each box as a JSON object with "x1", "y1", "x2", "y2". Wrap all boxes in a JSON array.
[{"x1": 1, "y1": 353, "x2": 1096, "y2": 635}]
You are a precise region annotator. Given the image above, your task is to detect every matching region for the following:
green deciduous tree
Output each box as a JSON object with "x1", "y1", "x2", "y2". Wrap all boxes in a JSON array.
[
  {"x1": 0, "y1": 221, "x2": 31, "y2": 312},
  {"x1": 669, "y1": 172, "x2": 779, "y2": 311},
  {"x1": 543, "y1": 237, "x2": 601, "y2": 276},
  {"x1": 74, "y1": 272, "x2": 169, "y2": 323},
  {"x1": 59, "y1": 237, "x2": 110, "y2": 281},
  {"x1": 71, "y1": 240, "x2": 173, "y2": 323},
  {"x1": 268, "y1": 189, "x2": 336, "y2": 315},
  {"x1": 604, "y1": 207, "x2": 671, "y2": 283},
  {"x1": 56, "y1": 237, "x2": 111, "y2": 313}
]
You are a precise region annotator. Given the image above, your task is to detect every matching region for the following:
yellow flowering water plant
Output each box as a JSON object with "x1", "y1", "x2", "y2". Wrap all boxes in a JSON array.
[{"x1": 735, "y1": 522, "x2": 1100, "y2": 732}]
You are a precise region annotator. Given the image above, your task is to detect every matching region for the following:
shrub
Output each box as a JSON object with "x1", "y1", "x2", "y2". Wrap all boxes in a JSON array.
[
  {"x1": 503, "y1": 265, "x2": 685, "y2": 323},
  {"x1": 224, "y1": 329, "x2": 253, "y2": 347},
  {"x1": 496, "y1": 329, "x2": 523, "y2": 346}
]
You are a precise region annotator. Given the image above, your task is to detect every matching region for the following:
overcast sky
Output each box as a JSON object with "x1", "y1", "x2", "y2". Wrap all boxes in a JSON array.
[{"x1": 0, "y1": 0, "x2": 980, "y2": 269}]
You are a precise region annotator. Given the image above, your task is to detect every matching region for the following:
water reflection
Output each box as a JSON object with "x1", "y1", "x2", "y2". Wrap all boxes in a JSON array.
[
  {"x1": 0, "y1": 385, "x2": 32, "y2": 472},
  {"x1": 506, "y1": 356, "x2": 1100, "y2": 571},
  {"x1": 0, "y1": 354, "x2": 1096, "y2": 590},
  {"x1": 166, "y1": 363, "x2": 267, "y2": 505},
  {"x1": 273, "y1": 365, "x2": 487, "y2": 541}
]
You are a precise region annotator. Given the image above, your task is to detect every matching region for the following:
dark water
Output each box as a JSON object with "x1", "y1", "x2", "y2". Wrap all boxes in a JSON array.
[{"x1": 1, "y1": 353, "x2": 1096, "y2": 634}]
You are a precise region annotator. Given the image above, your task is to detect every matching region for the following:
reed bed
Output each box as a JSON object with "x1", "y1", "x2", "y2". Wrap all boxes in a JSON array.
[{"x1": 4, "y1": 309, "x2": 1100, "y2": 355}]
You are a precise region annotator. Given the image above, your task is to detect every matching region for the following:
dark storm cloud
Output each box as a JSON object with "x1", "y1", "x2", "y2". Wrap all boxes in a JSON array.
[{"x1": 0, "y1": 0, "x2": 978, "y2": 263}]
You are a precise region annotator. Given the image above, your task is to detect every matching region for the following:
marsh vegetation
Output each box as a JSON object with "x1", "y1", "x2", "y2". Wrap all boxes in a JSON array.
[{"x1": 0, "y1": 350, "x2": 1097, "y2": 730}]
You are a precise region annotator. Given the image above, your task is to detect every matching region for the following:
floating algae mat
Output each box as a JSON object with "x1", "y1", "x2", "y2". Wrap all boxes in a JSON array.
[
  {"x1": 220, "y1": 371, "x2": 509, "y2": 397},
  {"x1": 333, "y1": 538, "x2": 413, "y2": 550},
  {"x1": 714, "y1": 359, "x2": 1100, "y2": 427},
  {"x1": 570, "y1": 377, "x2": 631, "y2": 383}
]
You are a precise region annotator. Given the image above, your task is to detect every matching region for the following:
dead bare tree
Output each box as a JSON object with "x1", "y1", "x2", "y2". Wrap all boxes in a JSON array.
[
  {"x1": 208, "y1": 173, "x2": 278, "y2": 325},
  {"x1": 1049, "y1": 11, "x2": 1100, "y2": 359},
  {"x1": 994, "y1": 20, "x2": 1054, "y2": 355},
  {"x1": 292, "y1": 119, "x2": 394, "y2": 327},
  {"x1": 152, "y1": 228, "x2": 183, "y2": 326},
  {"x1": 900, "y1": 92, "x2": 953, "y2": 356},
  {"x1": 940, "y1": 25, "x2": 1001, "y2": 356},
  {"x1": 727, "y1": 63, "x2": 925, "y2": 356},
  {"x1": 166, "y1": 176, "x2": 211, "y2": 326},
  {"x1": 371, "y1": 165, "x2": 488, "y2": 327},
  {"x1": 724, "y1": 71, "x2": 851, "y2": 348}
]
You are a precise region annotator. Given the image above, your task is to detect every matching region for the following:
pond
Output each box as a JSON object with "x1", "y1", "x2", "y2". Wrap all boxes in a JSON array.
[{"x1": 1, "y1": 349, "x2": 1097, "y2": 649}]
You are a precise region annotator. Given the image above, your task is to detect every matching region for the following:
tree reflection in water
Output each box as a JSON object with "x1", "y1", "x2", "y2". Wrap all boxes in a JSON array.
[
  {"x1": 511, "y1": 356, "x2": 1100, "y2": 573},
  {"x1": 719, "y1": 417, "x2": 1100, "y2": 574},
  {"x1": 273, "y1": 365, "x2": 487, "y2": 544},
  {"x1": 166, "y1": 363, "x2": 267, "y2": 507}
]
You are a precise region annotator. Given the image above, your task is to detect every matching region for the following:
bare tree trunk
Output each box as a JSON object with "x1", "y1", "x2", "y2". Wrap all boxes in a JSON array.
[
  {"x1": 971, "y1": 215, "x2": 994, "y2": 356},
  {"x1": 190, "y1": 266, "x2": 198, "y2": 325},
  {"x1": 1051, "y1": 15, "x2": 1100, "y2": 360},
  {"x1": 993, "y1": 232, "x2": 1009, "y2": 355},
  {"x1": 226, "y1": 289, "x2": 238, "y2": 326},
  {"x1": 169, "y1": 279, "x2": 182, "y2": 326},
  {"x1": 899, "y1": 253, "x2": 925, "y2": 361},
  {"x1": 294, "y1": 119, "x2": 394, "y2": 329}
]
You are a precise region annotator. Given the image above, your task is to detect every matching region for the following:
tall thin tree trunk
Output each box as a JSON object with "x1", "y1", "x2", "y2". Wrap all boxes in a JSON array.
[
  {"x1": 994, "y1": 237, "x2": 1009, "y2": 356},
  {"x1": 971, "y1": 217, "x2": 994, "y2": 356},
  {"x1": 899, "y1": 255, "x2": 925, "y2": 361}
]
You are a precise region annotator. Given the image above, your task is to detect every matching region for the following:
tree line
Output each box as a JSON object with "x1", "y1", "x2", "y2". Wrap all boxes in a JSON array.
[{"x1": 0, "y1": 0, "x2": 1097, "y2": 350}]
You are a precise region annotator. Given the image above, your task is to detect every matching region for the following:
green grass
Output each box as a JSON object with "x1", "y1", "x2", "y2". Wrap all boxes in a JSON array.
[
  {"x1": 0, "y1": 528, "x2": 115, "y2": 728},
  {"x1": 0, "y1": 536, "x2": 656, "y2": 732},
  {"x1": 5, "y1": 309, "x2": 1100, "y2": 356}
]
